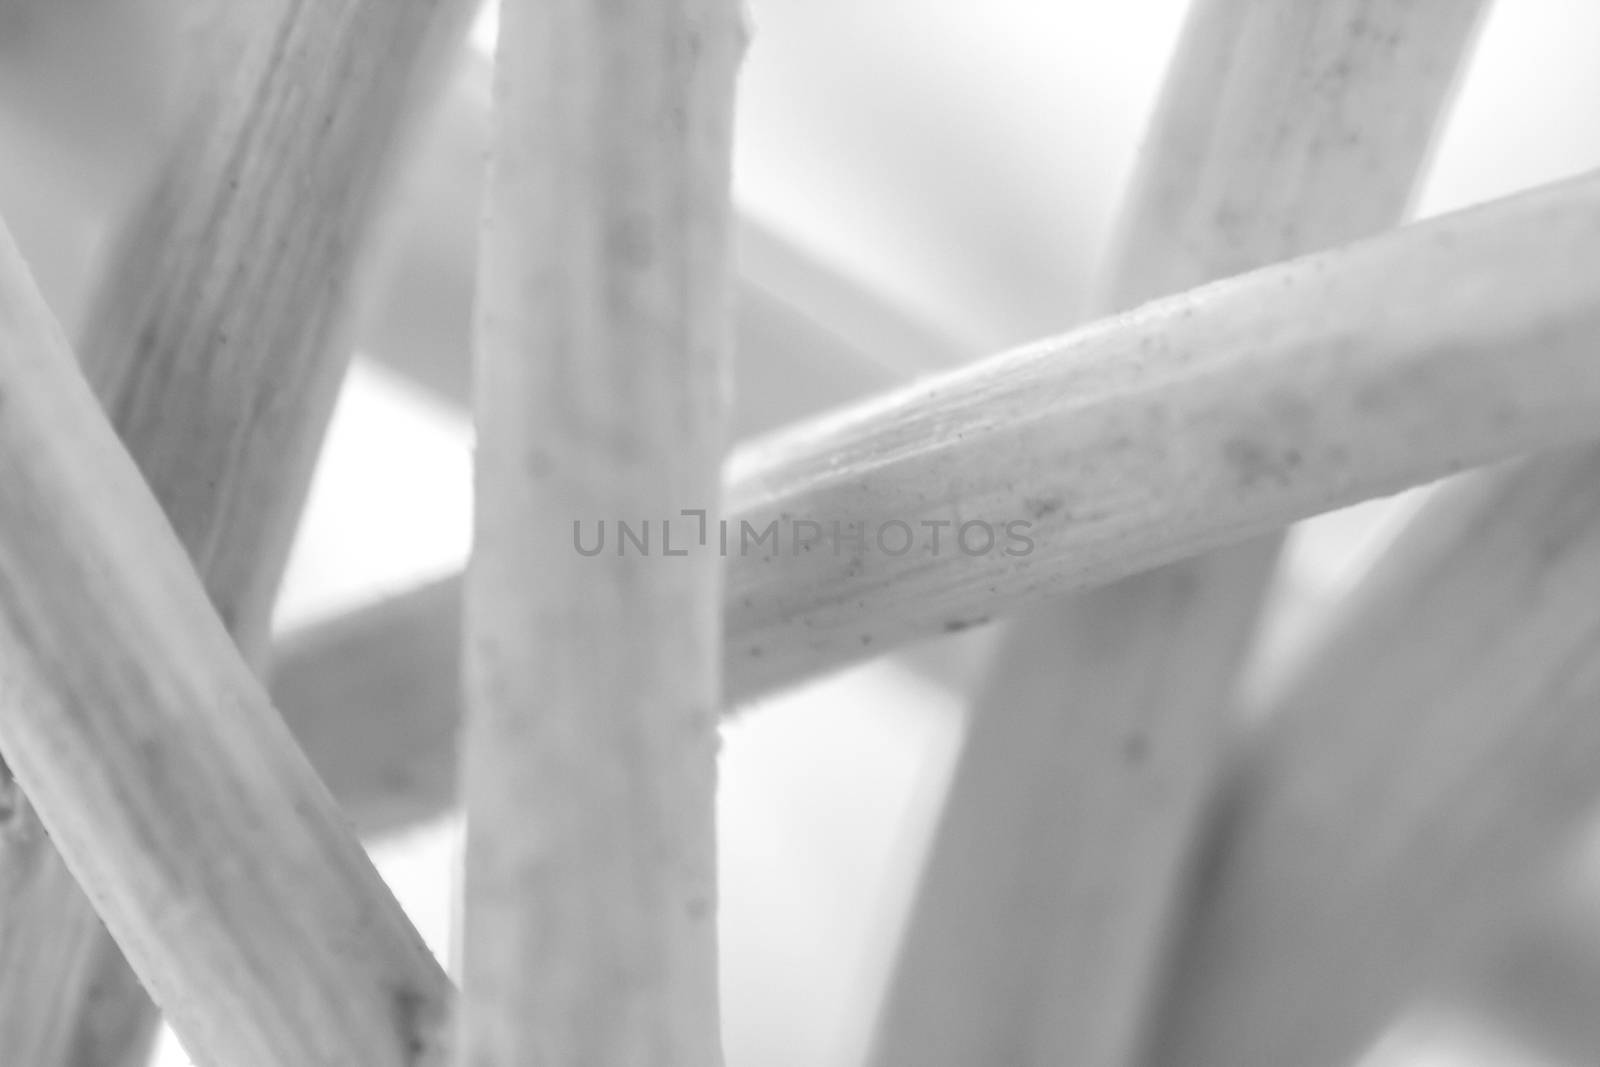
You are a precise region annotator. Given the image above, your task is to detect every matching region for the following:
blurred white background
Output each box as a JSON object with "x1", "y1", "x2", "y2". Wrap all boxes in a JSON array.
[{"x1": 4, "y1": 2, "x2": 1600, "y2": 1064}]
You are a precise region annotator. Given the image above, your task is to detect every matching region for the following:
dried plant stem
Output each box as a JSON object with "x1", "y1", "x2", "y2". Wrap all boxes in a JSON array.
[
  {"x1": 723, "y1": 169, "x2": 1600, "y2": 689},
  {"x1": 457, "y1": 1, "x2": 745, "y2": 1064},
  {"x1": 868, "y1": 4, "x2": 1487, "y2": 1065},
  {"x1": 1142, "y1": 453, "x2": 1600, "y2": 1065},
  {"x1": 276, "y1": 167, "x2": 1600, "y2": 837},
  {"x1": 362, "y1": 53, "x2": 966, "y2": 428},
  {"x1": 0, "y1": 213, "x2": 452, "y2": 1066},
  {"x1": 273, "y1": 578, "x2": 465, "y2": 838},
  {"x1": 0, "y1": 1, "x2": 476, "y2": 1064}
]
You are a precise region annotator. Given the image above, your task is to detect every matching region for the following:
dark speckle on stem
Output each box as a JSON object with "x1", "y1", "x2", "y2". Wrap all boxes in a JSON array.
[
  {"x1": 390, "y1": 983, "x2": 444, "y2": 1063},
  {"x1": 1023, "y1": 495, "x2": 1065, "y2": 520},
  {"x1": 1222, "y1": 437, "x2": 1300, "y2": 489},
  {"x1": 0, "y1": 766, "x2": 29, "y2": 837}
]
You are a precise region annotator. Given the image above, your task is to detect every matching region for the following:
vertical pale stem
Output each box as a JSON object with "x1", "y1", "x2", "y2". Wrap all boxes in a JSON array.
[
  {"x1": 458, "y1": 1, "x2": 745, "y2": 1064},
  {"x1": 869, "y1": 3, "x2": 1488, "y2": 1066},
  {"x1": 0, "y1": 1, "x2": 477, "y2": 1064}
]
